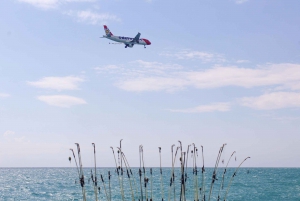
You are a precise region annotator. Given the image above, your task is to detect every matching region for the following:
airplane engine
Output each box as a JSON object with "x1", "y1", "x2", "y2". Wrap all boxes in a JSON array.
[{"x1": 125, "y1": 44, "x2": 134, "y2": 48}]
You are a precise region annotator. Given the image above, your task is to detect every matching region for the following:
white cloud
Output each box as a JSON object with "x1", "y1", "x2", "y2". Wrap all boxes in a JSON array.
[
  {"x1": 161, "y1": 50, "x2": 226, "y2": 63},
  {"x1": 3, "y1": 130, "x2": 15, "y2": 137},
  {"x1": 240, "y1": 92, "x2": 300, "y2": 110},
  {"x1": 236, "y1": 60, "x2": 250, "y2": 63},
  {"x1": 0, "y1": 93, "x2": 10, "y2": 98},
  {"x1": 28, "y1": 76, "x2": 84, "y2": 91},
  {"x1": 18, "y1": 0, "x2": 95, "y2": 9},
  {"x1": 65, "y1": 0, "x2": 95, "y2": 2},
  {"x1": 183, "y1": 64, "x2": 292, "y2": 89},
  {"x1": 93, "y1": 61, "x2": 186, "y2": 92},
  {"x1": 96, "y1": 59, "x2": 300, "y2": 112},
  {"x1": 235, "y1": 0, "x2": 249, "y2": 4},
  {"x1": 64, "y1": 10, "x2": 121, "y2": 25},
  {"x1": 94, "y1": 65, "x2": 121, "y2": 74},
  {"x1": 14, "y1": 136, "x2": 26, "y2": 143},
  {"x1": 132, "y1": 60, "x2": 182, "y2": 70},
  {"x1": 261, "y1": 113, "x2": 300, "y2": 121},
  {"x1": 115, "y1": 63, "x2": 300, "y2": 92},
  {"x1": 130, "y1": 60, "x2": 183, "y2": 75},
  {"x1": 2, "y1": 131, "x2": 27, "y2": 143},
  {"x1": 95, "y1": 61, "x2": 183, "y2": 78},
  {"x1": 169, "y1": 102, "x2": 231, "y2": 113},
  {"x1": 37, "y1": 95, "x2": 87, "y2": 107},
  {"x1": 117, "y1": 77, "x2": 188, "y2": 92},
  {"x1": 18, "y1": 0, "x2": 59, "y2": 9}
]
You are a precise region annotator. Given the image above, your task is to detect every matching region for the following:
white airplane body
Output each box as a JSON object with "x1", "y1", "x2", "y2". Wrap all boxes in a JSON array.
[{"x1": 102, "y1": 25, "x2": 151, "y2": 48}]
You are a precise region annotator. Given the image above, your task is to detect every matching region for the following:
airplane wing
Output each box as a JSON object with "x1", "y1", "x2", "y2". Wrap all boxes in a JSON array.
[{"x1": 130, "y1": 32, "x2": 141, "y2": 43}]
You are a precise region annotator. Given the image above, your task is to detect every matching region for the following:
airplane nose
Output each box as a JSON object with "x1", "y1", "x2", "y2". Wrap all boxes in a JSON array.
[{"x1": 143, "y1": 39, "x2": 151, "y2": 45}]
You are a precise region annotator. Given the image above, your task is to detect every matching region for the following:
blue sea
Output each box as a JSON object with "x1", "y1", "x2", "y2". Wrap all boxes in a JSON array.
[{"x1": 0, "y1": 168, "x2": 299, "y2": 200}]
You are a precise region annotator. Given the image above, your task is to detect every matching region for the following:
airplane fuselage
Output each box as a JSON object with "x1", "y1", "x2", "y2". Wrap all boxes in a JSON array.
[
  {"x1": 102, "y1": 25, "x2": 151, "y2": 48},
  {"x1": 103, "y1": 35, "x2": 151, "y2": 47}
]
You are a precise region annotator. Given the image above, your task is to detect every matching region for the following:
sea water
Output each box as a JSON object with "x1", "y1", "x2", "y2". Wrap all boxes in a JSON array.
[{"x1": 0, "y1": 168, "x2": 299, "y2": 200}]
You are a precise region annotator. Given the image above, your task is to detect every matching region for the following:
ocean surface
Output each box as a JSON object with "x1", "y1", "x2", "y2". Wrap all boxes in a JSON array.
[{"x1": 0, "y1": 167, "x2": 299, "y2": 201}]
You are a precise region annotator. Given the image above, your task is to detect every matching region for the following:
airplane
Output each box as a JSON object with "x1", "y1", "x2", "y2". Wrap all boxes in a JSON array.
[{"x1": 101, "y1": 25, "x2": 151, "y2": 48}]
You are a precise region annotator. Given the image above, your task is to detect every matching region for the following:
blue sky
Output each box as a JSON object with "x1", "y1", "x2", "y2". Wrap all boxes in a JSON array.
[{"x1": 1, "y1": 0, "x2": 300, "y2": 167}]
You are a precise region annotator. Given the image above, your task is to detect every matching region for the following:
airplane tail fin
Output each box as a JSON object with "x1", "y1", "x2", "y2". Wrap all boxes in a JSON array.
[{"x1": 103, "y1": 25, "x2": 113, "y2": 37}]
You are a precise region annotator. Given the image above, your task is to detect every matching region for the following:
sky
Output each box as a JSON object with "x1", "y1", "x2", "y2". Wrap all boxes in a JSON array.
[{"x1": 1, "y1": 0, "x2": 300, "y2": 167}]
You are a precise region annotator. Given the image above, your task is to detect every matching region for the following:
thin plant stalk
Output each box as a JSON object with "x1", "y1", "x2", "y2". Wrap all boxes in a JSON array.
[
  {"x1": 223, "y1": 157, "x2": 251, "y2": 201},
  {"x1": 168, "y1": 144, "x2": 175, "y2": 201},
  {"x1": 70, "y1": 149, "x2": 80, "y2": 178},
  {"x1": 141, "y1": 146, "x2": 148, "y2": 201},
  {"x1": 118, "y1": 148, "x2": 135, "y2": 201},
  {"x1": 75, "y1": 143, "x2": 87, "y2": 201},
  {"x1": 192, "y1": 144, "x2": 198, "y2": 201},
  {"x1": 180, "y1": 152, "x2": 186, "y2": 201},
  {"x1": 173, "y1": 146, "x2": 180, "y2": 201},
  {"x1": 178, "y1": 141, "x2": 183, "y2": 201},
  {"x1": 217, "y1": 151, "x2": 236, "y2": 201},
  {"x1": 208, "y1": 144, "x2": 226, "y2": 201},
  {"x1": 184, "y1": 145, "x2": 191, "y2": 197},
  {"x1": 150, "y1": 168, "x2": 153, "y2": 201},
  {"x1": 100, "y1": 174, "x2": 109, "y2": 201},
  {"x1": 108, "y1": 171, "x2": 112, "y2": 201},
  {"x1": 139, "y1": 145, "x2": 144, "y2": 201},
  {"x1": 92, "y1": 143, "x2": 98, "y2": 201},
  {"x1": 122, "y1": 151, "x2": 139, "y2": 199},
  {"x1": 195, "y1": 147, "x2": 199, "y2": 201},
  {"x1": 201, "y1": 146, "x2": 205, "y2": 201},
  {"x1": 110, "y1": 147, "x2": 125, "y2": 201},
  {"x1": 159, "y1": 147, "x2": 164, "y2": 201},
  {"x1": 119, "y1": 139, "x2": 125, "y2": 200}
]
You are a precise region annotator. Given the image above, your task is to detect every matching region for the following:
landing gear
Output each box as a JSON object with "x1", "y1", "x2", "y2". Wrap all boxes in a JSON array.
[
  {"x1": 144, "y1": 45, "x2": 146, "y2": 48},
  {"x1": 125, "y1": 45, "x2": 128, "y2": 48}
]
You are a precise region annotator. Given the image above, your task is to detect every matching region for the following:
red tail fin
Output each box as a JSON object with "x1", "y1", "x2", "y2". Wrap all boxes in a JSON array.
[{"x1": 103, "y1": 25, "x2": 113, "y2": 37}]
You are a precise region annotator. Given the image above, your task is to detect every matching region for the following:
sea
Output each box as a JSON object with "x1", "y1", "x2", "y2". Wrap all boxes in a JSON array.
[{"x1": 0, "y1": 168, "x2": 299, "y2": 201}]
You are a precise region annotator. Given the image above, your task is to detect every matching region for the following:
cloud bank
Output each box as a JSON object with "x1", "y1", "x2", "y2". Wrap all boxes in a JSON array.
[
  {"x1": 37, "y1": 95, "x2": 86, "y2": 107},
  {"x1": 64, "y1": 10, "x2": 121, "y2": 25},
  {"x1": 97, "y1": 59, "x2": 300, "y2": 111},
  {"x1": 160, "y1": 50, "x2": 226, "y2": 63},
  {"x1": 28, "y1": 76, "x2": 84, "y2": 91},
  {"x1": 3, "y1": 130, "x2": 15, "y2": 137},
  {"x1": 110, "y1": 62, "x2": 300, "y2": 92},
  {"x1": 240, "y1": 92, "x2": 300, "y2": 110},
  {"x1": 18, "y1": 0, "x2": 95, "y2": 9},
  {"x1": 0, "y1": 93, "x2": 10, "y2": 98},
  {"x1": 18, "y1": 0, "x2": 121, "y2": 25},
  {"x1": 169, "y1": 102, "x2": 231, "y2": 113}
]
